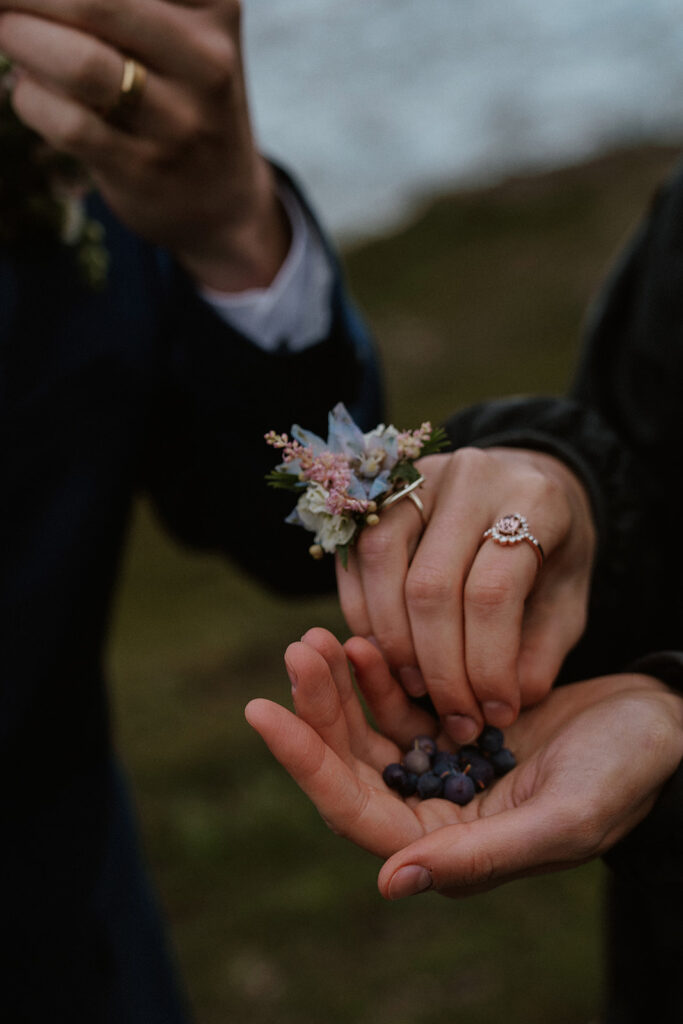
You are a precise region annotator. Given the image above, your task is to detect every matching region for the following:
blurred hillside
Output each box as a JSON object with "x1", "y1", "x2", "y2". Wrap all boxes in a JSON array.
[{"x1": 109, "y1": 144, "x2": 679, "y2": 1024}]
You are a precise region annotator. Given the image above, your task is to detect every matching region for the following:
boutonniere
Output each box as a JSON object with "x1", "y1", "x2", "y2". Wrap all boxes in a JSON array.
[
  {"x1": 0, "y1": 56, "x2": 108, "y2": 288},
  {"x1": 266, "y1": 402, "x2": 448, "y2": 567}
]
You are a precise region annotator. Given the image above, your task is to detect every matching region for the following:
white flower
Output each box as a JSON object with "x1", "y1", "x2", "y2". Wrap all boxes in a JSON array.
[
  {"x1": 363, "y1": 424, "x2": 399, "y2": 442},
  {"x1": 296, "y1": 483, "x2": 356, "y2": 553},
  {"x1": 357, "y1": 448, "x2": 386, "y2": 478}
]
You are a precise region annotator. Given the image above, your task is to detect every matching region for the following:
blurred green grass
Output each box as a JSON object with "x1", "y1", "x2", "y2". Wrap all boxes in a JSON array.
[{"x1": 108, "y1": 145, "x2": 678, "y2": 1024}]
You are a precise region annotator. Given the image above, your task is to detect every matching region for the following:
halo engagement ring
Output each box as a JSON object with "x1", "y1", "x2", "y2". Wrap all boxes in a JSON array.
[
  {"x1": 378, "y1": 475, "x2": 427, "y2": 527},
  {"x1": 481, "y1": 513, "x2": 544, "y2": 568}
]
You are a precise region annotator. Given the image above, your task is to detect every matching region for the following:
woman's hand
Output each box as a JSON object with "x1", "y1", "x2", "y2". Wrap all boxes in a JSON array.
[
  {"x1": 0, "y1": 0, "x2": 289, "y2": 289},
  {"x1": 245, "y1": 629, "x2": 683, "y2": 899},
  {"x1": 337, "y1": 446, "x2": 597, "y2": 742}
]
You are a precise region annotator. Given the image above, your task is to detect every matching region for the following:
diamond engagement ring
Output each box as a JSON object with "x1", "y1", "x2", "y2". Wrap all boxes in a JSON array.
[{"x1": 481, "y1": 513, "x2": 544, "y2": 568}]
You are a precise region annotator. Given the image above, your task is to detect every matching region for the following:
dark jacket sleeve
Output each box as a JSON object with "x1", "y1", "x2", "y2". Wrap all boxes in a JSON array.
[
  {"x1": 441, "y1": 157, "x2": 683, "y2": 875},
  {"x1": 441, "y1": 158, "x2": 683, "y2": 679},
  {"x1": 140, "y1": 172, "x2": 384, "y2": 595}
]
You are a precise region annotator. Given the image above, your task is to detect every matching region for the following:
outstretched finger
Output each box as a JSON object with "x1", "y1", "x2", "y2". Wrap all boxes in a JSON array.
[
  {"x1": 300, "y1": 627, "x2": 391, "y2": 763},
  {"x1": 284, "y1": 640, "x2": 356, "y2": 768},
  {"x1": 245, "y1": 698, "x2": 423, "y2": 858}
]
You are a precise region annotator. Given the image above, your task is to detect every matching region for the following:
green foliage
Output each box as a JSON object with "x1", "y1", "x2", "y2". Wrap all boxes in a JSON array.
[
  {"x1": 389, "y1": 461, "x2": 422, "y2": 485},
  {"x1": 420, "y1": 424, "x2": 450, "y2": 456},
  {"x1": 0, "y1": 75, "x2": 107, "y2": 287},
  {"x1": 336, "y1": 541, "x2": 351, "y2": 570},
  {"x1": 265, "y1": 469, "x2": 303, "y2": 491}
]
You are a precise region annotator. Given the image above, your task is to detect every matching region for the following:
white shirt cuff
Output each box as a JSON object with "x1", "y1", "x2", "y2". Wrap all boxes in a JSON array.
[{"x1": 199, "y1": 182, "x2": 334, "y2": 352}]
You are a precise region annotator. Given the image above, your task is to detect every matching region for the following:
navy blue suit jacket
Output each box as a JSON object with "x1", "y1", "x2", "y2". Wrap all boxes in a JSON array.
[{"x1": 0, "y1": 186, "x2": 381, "y2": 1020}]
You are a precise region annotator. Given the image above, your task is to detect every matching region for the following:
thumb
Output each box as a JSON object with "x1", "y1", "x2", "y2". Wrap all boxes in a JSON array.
[{"x1": 378, "y1": 800, "x2": 579, "y2": 900}]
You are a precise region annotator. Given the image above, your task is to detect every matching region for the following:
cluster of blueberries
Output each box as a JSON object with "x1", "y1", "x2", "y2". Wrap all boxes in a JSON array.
[{"x1": 382, "y1": 727, "x2": 516, "y2": 806}]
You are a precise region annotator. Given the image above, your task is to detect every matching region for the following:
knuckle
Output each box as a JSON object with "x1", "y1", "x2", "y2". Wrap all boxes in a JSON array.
[
  {"x1": 455, "y1": 845, "x2": 497, "y2": 889},
  {"x1": 405, "y1": 564, "x2": 454, "y2": 609},
  {"x1": 451, "y1": 446, "x2": 491, "y2": 481},
  {"x1": 198, "y1": 36, "x2": 238, "y2": 95},
  {"x1": 148, "y1": 108, "x2": 205, "y2": 166},
  {"x1": 419, "y1": 670, "x2": 468, "y2": 712},
  {"x1": 72, "y1": 51, "x2": 105, "y2": 104},
  {"x1": 465, "y1": 566, "x2": 517, "y2": 613},
  {"x1": 171, "y1": 108, "x2": 203, "y2": 153},
  {"x1": 468, "y1": 657, "x2": 512, "y2": 698},
  {"x1": 51, "y1": 108, "x2": 91, "y2": 151},
  {"x1": 371, "y1": 628, "x2": 412, "y2": 666},
  {"x1": 355, "y1": 526, "x2": 397, "y2": 564},
  {"x1": 324, "y1": 788, "x2": 370, "y2": 840},
  {"x1": 523, "y1": 472, "x2": 571, "y2": 537},
  {"x1": 74, "y1": 0, "x2": 118, "y2": 32}
]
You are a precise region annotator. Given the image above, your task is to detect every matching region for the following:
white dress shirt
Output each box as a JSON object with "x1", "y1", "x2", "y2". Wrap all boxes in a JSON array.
[{"x1": 200, "y1": 182, "x2": 335, "y2": 352}]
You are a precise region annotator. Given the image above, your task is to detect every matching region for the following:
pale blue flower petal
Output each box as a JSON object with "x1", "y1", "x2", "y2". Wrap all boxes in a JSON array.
[
  {"x1": 327, "y1": 402, "x2": 365, "y2": 457},
  {"x1": 291, "y1": 424, "x2": 326, "y2": 453},
  {"x1": 378, "y1": 434, "x2": 400, "y2": 470},
  {"x1": 346, "y1": 475, "x2": 370, "y2": 500},
  {"x1": 369, "y1": 472, "x2": 392, "y2": 499}
]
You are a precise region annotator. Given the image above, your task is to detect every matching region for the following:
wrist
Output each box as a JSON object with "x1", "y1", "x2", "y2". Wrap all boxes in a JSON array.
[{"x1": 177, "y1": 159, "x2": 292, "y2": 292}]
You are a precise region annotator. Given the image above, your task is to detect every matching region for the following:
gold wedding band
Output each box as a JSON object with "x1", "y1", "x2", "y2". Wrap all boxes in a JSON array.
[{"x1": 113, "y1": 57, "x2": 146, "y2": 115}]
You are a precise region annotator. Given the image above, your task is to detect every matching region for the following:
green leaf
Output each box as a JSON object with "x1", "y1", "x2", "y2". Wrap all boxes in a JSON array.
[
  {"x1": 336, "y1": 542, "x2": 350, "y2": 570},
  {"x1": 389, "y1": 461, "x2": 421, "y2": 485},
  {"x1": 265, "y1": 470, "x2": 303, "y2": 492},
  {"x1": 420, "y1": 425, "x2": 450, "y2": 456}
]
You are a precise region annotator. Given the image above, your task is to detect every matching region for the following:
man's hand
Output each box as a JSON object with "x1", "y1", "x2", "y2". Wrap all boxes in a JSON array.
[
  {"x1": 245, "y1": 629, "x2": 683, "y2": 899},
  {"x1": 337, "y1": 447, "x2": 596, "y2": 743},
  {"x1": 0, "y1": 0, "x2": 289, "y2": 289}
]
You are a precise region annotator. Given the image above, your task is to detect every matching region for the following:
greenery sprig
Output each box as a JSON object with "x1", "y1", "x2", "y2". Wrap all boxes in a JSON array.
[{"x1": 0, "y1": 56, "x2": 108, "y2": 288}]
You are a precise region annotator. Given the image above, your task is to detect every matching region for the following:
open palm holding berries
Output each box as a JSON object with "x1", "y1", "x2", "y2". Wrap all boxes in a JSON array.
[{"x1": 246, "y1": 628, "x2": 683, "y2": 898}]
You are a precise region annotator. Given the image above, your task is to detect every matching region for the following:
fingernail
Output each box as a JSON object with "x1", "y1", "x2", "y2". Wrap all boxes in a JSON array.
[
  {"x1": 482, "y1": 700, "x2": 514, "y2": 727},
  {"x1": 387, "y1": 865, "x2": 433, "y2": 900},
  {"x1": 285, "y1": 659, "x2": 298, "y2": 695},
  {"x1": 445, "y1": 714, "x2": 478, "y2": 744},
  {"x1": 399, "y1": 666, "x2": 427, "y2": 697}
]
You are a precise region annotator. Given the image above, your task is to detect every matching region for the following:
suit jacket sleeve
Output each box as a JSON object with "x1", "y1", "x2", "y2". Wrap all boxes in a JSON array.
[{"x1": 139, "y1": 175, "x2": 384, "y2": 595}]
